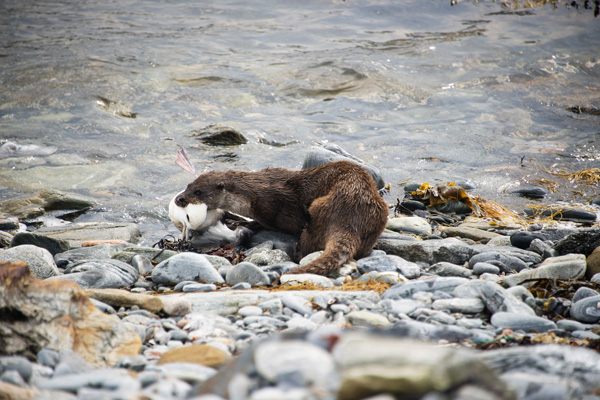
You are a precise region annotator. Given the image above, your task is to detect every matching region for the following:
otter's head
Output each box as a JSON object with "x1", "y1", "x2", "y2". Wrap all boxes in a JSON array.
[{"x1": 174, "y1": 171, "x2": 228, "y2": 210}]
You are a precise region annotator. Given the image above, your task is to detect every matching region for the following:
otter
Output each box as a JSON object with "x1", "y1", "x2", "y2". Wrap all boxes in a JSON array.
[{"x1": 174, "y1": 160, "x2": 388, "y2": 276}]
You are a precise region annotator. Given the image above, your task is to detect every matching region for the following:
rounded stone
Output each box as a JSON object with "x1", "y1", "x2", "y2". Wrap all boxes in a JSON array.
[
  {"x1": 510, "y1": 231, "x2": 538, "y2": 249},
  {"x1": 490, "y1": 312, "x2": 556, "y2": 333},
  {"x1": 508, "y1": 186, "x2": 548, "y2": 199},
  {"x1": 0, "y1": 245, "x2": 59, "y2": 279},
  {"x1": 151, "y1": 253, "x2": 224, "y2": 284},
  {"x1": 225, "y1": 262, "x2": 270, "y2": 286},
  {"x1": 570, "y1": 295, "x2": 600, "y2": 323},
  {"x1": 472, "y1": 262, "x2": 500, "y2": 275}
]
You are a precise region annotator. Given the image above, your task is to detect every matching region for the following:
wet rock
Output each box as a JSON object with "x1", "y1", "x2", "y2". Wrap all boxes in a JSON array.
[
  {"x1": 554, "y1": 229, "x2": 600, "y2": 256},
  {"x1": 378, "y1": 238, "x2": 476, "y2": 265},
  {"x1": 333, "y1": 333, "x2": 514, "y2": 400},
  {"x1": 10, "y1": 232, "x2": 70, "y2": 256},
  {"x1": 279, "y1": 273, "x2": 334, "y2": 289},
  {"x1": 55, "y1": 243, "x2": 129, "y2": 268},
  {"x1": 503, "y1": 254, "x2": 586, "y2": 287},
  {"x1": 158, "y1": 344, "x2": 230, "y2": 368},
  {"x1": 113, "y1": 246, "x2": 178, "y2": 265},
  {"x1": 468, "y1": 251, "x2": 528, "y2": 273},
  {"x1": 50, "y1": 259, "x2": 139, "y2": 289},
  {"x1": 225, "y1": 262, "x2": 270, "y2": 286},
  {"x1": 490, "y1": 312, "x2": 556, "y2": 333},
  {"x1": 84, "y1": 288, "x2": 163, "y2": 313},
  {"x1": 433, "y1": 201, "x2": 473, "y2": 215},
  {"x1": 570, "y1": 295, "x2": 600, "y2": 323},
  {"x1": 382, "y1": 277, "x2": 469, "y2": 300},
  {"x1": 0, "y1": 215, "x2": 19, "y2": 231},
  {"x1": 441, "y1": 226, "x2": 502, "y2": 244},
  {"x1": 525, "y1": 207, "x2": 597, "y2": 223},
  {"x1": 356, "y1": 254, "x2": 420, "y2": 278},
  {"x1": 386, "y1": 216, "x2": 432, "y2": 236},
  {"x1": 507, "y1": 185, "x2": 549, "y2": 199},
  {"x1": 509, "y1": 231, "x2": 538, "y2": 250},
  {"x1": 152, "y1": 253, "x2": 224, "y2": 285},
  {"x1": 426, "y1": 261, "x2": 473, "y2": 278},
  {"x1": 0, "y1": 262, "x2": 141, "y2": 367},
  {"x1": 397, "y1": 200, "x2": 427, "y2": 212},
  {"x1": 0, "y1": 245, "x2": 59, "y2": 279},
  {"x1": 189, "y1": 124, "x2": 248, "y2": 146},
  {"x1": 302, "y1": 143, "x2": 385, "y2": 189},
  {"x1": 36, "y1": 222, "x2": 140, "y2": 247},
  {"x1": 0, "y1": 189, "x2": 96, "y2": 219}
]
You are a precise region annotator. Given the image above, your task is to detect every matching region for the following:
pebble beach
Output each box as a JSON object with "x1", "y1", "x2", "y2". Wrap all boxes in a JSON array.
[{"x1": 2, "y1": 159, "x2": 600, "y2": 400}]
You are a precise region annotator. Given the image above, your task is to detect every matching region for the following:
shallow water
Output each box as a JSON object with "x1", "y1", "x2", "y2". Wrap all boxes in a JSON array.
[{"x1": 1, "y1": 0, "x2": 599, "y2": 244}]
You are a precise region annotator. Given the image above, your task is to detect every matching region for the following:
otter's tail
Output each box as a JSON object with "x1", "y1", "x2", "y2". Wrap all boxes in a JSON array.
[{"x1": 287, "y1": 233, "x2": 359, "y2": 276}]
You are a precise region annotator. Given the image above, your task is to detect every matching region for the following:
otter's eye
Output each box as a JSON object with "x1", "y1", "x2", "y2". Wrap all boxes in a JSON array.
[{"x1": 194, "y1": 190, "x2": 202, "y2": 197}]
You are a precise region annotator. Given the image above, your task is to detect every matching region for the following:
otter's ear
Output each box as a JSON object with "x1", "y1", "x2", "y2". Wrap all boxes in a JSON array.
[{"x1": 217, "y1": 181, "x2": 225, "y2": 190}]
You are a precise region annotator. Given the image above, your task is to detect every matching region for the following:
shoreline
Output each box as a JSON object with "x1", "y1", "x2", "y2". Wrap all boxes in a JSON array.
[{"x1": 1, "y1": 187, "x2": 600, "y2": 399}]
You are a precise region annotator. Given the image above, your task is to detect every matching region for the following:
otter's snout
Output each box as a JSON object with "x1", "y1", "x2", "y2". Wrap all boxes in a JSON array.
[{"x1": 175, "y1": 194, "x2": 188, "y2": 207}]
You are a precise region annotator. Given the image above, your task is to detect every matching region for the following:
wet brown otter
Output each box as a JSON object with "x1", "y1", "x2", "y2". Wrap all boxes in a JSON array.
[{"x1": 175, "y1": 160, "x2": 389, "y2": 276}]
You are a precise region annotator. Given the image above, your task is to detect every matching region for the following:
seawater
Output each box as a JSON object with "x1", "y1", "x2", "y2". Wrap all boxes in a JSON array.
[{"x1": 0, "y1": 0, "x2": 598, "y2": 243}]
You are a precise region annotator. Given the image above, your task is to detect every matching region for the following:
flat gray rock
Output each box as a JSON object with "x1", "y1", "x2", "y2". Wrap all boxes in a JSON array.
[
  {"x1": 152, "y1": 253, "x2": 224, "y2": 284},
  {"x1": 49, "y1": 259, "x2": 139, "y2": 289},
  {"x1": 491, "y1": 312, "x2": 556, "y2": 333},
  {"x1": 36, "y1": 222, "x2": 140, "y2": 247}
]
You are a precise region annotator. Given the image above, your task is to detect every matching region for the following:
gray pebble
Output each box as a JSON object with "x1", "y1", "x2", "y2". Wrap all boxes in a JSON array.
[
  {"x1": 152, "y1": 253, "x2": 224, "y2": 284},
  {"x1": 225, "y1": 262, "x2": 270, "y2": 286},
  {"x1": 472, "y1": 262, "x2": 500, "y2": 275},
  {"x1": 183, "y1": 283, "x2": 217, "y2": 292},
  {"x1": 570, "y1": 295, "x2": 600, "y2": 323},
  {"x1": 490, "y1": 312, "x2": 557, "y2": 333}
]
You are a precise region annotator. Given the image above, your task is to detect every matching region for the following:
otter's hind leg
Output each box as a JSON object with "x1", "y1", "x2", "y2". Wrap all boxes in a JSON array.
[{"x1": 298, "y1": 196, "x2": 330, "y2": 258}]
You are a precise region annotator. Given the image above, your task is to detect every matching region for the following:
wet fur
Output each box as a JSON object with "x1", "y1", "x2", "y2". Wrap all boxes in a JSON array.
[{"x1": 175, "y1": 161, "x2": 389, "y2": 276}]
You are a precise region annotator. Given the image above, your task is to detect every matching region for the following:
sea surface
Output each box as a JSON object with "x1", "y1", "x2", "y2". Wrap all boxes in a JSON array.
[{"x1": 1, "y1": 0, "x2": 598, "y2": 244}]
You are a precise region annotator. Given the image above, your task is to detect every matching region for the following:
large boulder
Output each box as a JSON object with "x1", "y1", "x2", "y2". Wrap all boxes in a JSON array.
[{"x1": 0, "y1": 262, "x2": 141, "y2": 368}]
